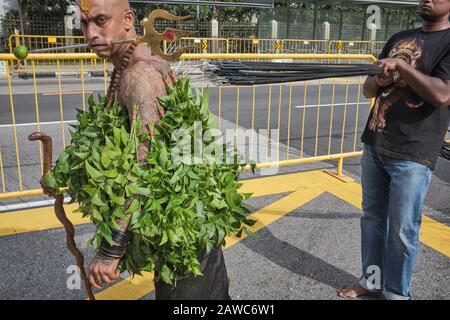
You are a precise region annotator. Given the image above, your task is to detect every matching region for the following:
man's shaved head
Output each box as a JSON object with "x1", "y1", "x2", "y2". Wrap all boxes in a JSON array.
[
  {"x1": 77, "y1": 0, "x2": 136, "y2": 59},
  {"x1": 77, "y1": 0, "x2": 131, "y2": 14}
]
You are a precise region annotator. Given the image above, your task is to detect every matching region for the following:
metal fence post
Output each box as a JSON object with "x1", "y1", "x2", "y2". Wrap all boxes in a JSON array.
[{"x1": 323, "y1": 21, "x2": 330, "y2": 41}]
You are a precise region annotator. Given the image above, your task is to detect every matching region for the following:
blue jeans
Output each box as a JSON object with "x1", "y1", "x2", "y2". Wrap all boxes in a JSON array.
[{"x1": 359, "y1": 144, "x2": 432, "y2": 300}]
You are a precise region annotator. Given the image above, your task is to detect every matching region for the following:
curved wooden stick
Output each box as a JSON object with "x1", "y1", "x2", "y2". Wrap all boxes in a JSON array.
[{"x1": 29, "y1": 132, "x2": 95, "y2": 301}]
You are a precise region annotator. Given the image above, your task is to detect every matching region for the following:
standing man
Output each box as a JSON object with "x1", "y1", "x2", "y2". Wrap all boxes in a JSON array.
[
  {"x1": 69, "y1": 0, "x2": 230, "y2": 299},
  {"x1": 338, "y1": 0, "x2": 450, "y2": 300}
]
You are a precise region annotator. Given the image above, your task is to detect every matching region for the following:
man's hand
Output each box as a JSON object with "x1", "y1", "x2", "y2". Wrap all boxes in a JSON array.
[
  {"x1": 375, "y1": 58, "x2": 406, "y2": 75},
  {"x1": 374, "y1": 73, "x2": 394, "y2": 87},
  {"x1": 88, "y1": 256, "x2": 121, "y2": 289}
]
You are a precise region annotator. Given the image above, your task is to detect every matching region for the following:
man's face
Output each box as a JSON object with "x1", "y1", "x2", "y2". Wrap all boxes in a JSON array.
[
  {"x1": 77, "y1": 0, "x2": 132, "y2": 58},
  {"x1": 418, "y1": 0, "x2": 450, "y2": 22}
]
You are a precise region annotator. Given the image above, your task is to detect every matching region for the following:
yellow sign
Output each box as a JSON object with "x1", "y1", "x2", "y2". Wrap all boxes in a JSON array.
[
  {"x1": 48, "y1": 37, "x2": 57, "y2": 44},
  {"x1": 201, "y1": 40, "x2": 208, "y2": 52},
  {"x1": 336, "y1": 41, "x2": 344, "y2": 51},
  {"x1": 274, "y1": 40, "x2": 282, "y2": 51}
]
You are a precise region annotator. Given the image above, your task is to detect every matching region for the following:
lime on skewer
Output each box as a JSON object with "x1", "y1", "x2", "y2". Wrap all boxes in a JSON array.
[{"x1": 13, "y1": 45, "x2": 29, "y2": 60}]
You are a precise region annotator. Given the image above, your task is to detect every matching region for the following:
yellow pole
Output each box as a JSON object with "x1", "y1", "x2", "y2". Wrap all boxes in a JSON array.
[
  {"x1": 81, "y1": 60, "x2": 86, "y2": 112},
  {"x1": 5, "y1": 62, "x2": 23, "y2": 191},
  {"x1": 0, "y1": 148, "x2": 6, "y2": 194},
  {"x1": 337, "y1": 157, "x2": 344, "y2": 176},
  {"x1": 286, "y1": 83, "x2": 293, "y2": 160},
  {"x1": 57, "y1": 60, "x2": 66, "y2": 148},
  {"x1": 32, "y1": 61, "x2": 44, "y2": 174}
]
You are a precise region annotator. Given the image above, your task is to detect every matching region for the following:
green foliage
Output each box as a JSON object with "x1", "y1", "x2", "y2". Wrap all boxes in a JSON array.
[{"x1": 47, "y1": 78, "x2": 255, "y2": 286}]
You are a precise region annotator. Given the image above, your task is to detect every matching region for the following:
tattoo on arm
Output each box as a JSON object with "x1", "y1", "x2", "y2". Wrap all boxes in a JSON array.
[{"x1": 112, "y1": 61, "x2": 168, "y2": 235}]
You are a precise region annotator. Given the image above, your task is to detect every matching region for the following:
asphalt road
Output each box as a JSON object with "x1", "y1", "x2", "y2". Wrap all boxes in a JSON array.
[
  {"x1": 1, "y1": 78, "x2": 448, "y2": 217},
  {"x1": 0, "y1": 79, "x2": 371, "y2": 199}
]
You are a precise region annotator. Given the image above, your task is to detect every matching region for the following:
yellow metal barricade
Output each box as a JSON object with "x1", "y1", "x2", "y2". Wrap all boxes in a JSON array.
[
  {"x1": 328, "y1": 40, "x2": 386, "y2": 57},
  {"x1": 282, "y1": 40, "x2": 329, "y2": 54},
  {"x1": 164, "y1": 37, "x2": 229, "y2": 54},
  {"x1": 0, "y1": 53, "x2": 376, "y2": 200}
]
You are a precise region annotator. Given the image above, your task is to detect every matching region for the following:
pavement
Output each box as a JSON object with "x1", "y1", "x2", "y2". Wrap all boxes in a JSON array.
[
  {"x1": 0, "y1": 76, "x2": 449, "y2": 300},
  {"x1": 1, "y1": 165, "x2": 449, "y2": 300}
]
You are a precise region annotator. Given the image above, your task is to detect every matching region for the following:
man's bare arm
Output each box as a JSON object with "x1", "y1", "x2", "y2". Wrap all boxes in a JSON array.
[
  {"x1": 363, "y1": 76, "x2": 379, "y2": 99},
  {"x1": 363, "y1": 72, "x2": 395, "y2": 99},
  {"x1": 88, "y1": 61, "x2": 170, "y2": 288},
  {"x1": 116, "y1": 61, "x2": 168, "y2": 228}
]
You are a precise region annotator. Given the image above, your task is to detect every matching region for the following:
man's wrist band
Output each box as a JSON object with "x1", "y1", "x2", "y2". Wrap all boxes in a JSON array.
[
  {"x1": 97, "y1": 229, "x2": 132, "y2": 260},
  {"x1": 111, "y1": 229, "x2": 132, "y2": 246},
  {"x1": 97, "y1": 241, "x2": 128, "y2": 260}
]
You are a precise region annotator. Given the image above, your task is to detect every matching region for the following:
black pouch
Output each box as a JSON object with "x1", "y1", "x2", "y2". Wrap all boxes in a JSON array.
[{"x1": 154, "y1": 245, "x2": 231, "y2": 300}]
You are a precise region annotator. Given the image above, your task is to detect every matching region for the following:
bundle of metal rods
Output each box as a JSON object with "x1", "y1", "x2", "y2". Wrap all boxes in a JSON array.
[{"x1": 203, "y1": 60, "x2": 384, "y2": 85}]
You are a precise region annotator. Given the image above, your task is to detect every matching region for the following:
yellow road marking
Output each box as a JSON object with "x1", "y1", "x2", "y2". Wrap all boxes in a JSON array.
[
  {"x1": 239, "y1": 170, "x2": 322, "y2": 197},
  {"x1": 96, "y1": 187, "x2": 324, "y2": 300},
  {"x1": 0, "y1": 170, "x2": 321, "y2": 236},
  {"x1": 0, "y1": 204, "x2": 90, "y2": 237},
  {"x1": 95, "y1": 271, "x2": 155, "y2": 300},
  {"x1": 322, "y1": 173, "x2": 450, "y2": 259},
  {"x1": 1, "y1": 170, "x2": 448, "y2": 300},
  {"x1": 420, "y1": 216, "x2": 450, "y2": 258}
]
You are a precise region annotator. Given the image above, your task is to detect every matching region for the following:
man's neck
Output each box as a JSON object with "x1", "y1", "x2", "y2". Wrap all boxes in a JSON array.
[
  {"x1": 111, "y1": 31, "x2": 138, "y2": 69},
  {"x1": 421, "y1": 16, "x2": 450, "y2": 32}
]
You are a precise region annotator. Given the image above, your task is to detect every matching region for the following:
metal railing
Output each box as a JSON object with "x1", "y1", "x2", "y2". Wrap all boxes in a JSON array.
[
  {"x1": 0, "y1": 53, "x2": 380, "y2": 199},
  {"x1": 328, "y1": 40, "x2": 386, "y2": 57},
  {"x1": 8, "y1": 35, "x2": 387, "y2": 57}
]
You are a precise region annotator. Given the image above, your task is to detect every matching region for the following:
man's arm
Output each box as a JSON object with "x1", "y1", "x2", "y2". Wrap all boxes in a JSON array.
[
  {"x1": 363, "y1": 74, "x2": 394, "y2": 99},
  {"x1": 376, "y1": 58, "x2": 450, "y2": 108},
  {"x1": 88, "y1": 61, "x2": 171, "y2": 289}
]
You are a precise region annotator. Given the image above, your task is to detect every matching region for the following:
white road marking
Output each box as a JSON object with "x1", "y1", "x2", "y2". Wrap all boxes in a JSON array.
[
  {"x1": 0, "y1": 102, "x2": 371, "y2": 128},
  {"x1": 293, "y1": 102, "x2": 370, "y2": 109},
  {"x1": 0, "y1": 120, "x2": 77, "y2": 129},
  {"x1": 0, "y1": 197, "x2": 71, "y2": 213}
]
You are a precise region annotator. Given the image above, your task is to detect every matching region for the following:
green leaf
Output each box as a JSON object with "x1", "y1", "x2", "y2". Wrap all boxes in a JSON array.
[
  {"x1": 200, "y1": 87, "x2": 210, "y2": 114},
  {"x1": 126, "y1": 184, "x2": 152, "y2": 197},
  {"x1": 101, "y1": 149, "x2": 113, "y2": 168},
  {"x1": 73, "y1": 152, "x2": 89, "y2": 160},
  {"x1": 210, "y1": 197, "x2": 228, "y2": 210},
  {"x1": 160, "y1": 230, "x2": 168, "y2": 245},
  {"x1": 43, "y1": 172, "x2": 59, "y2": 190},
  {"x1": 160, "y1": 265, "x2": 174, "y2": 285},
  {"x1": 85, "y1": 161, "x2": 104, "y2": 181},
  {"x1": 126, "y1": 199, "x2": 140, "y2": 214},
  {"x1": 91, "y1": 192, "x2": 104, "y2": 207},
  {"x1": 104, "y1": 168, "x2": 118, "y2": 179},
  {"x1": 113, "y1": 127, "x2": 121, "y2": 146},
  {"x1": 159, "y1": 146, "x2": 168, "y2": 169},
  {"x1": 109, "y1": 191, "x2": 125, "y2": 206}
]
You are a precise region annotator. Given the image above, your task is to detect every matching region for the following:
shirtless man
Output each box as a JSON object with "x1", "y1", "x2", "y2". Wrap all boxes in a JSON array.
[{"x1": 73, "y1": 0, "x2": 230, "y2": 300}]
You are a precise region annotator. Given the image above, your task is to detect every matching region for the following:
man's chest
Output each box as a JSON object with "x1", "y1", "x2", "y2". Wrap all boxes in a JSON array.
[{"x1": 387, "y1": 34, "x2": 449, "y2": 75}]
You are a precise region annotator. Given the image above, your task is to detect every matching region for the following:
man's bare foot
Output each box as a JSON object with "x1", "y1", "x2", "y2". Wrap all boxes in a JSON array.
[{"x1": 337, "y1": 283, "x2": 372, "y2": 298}]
